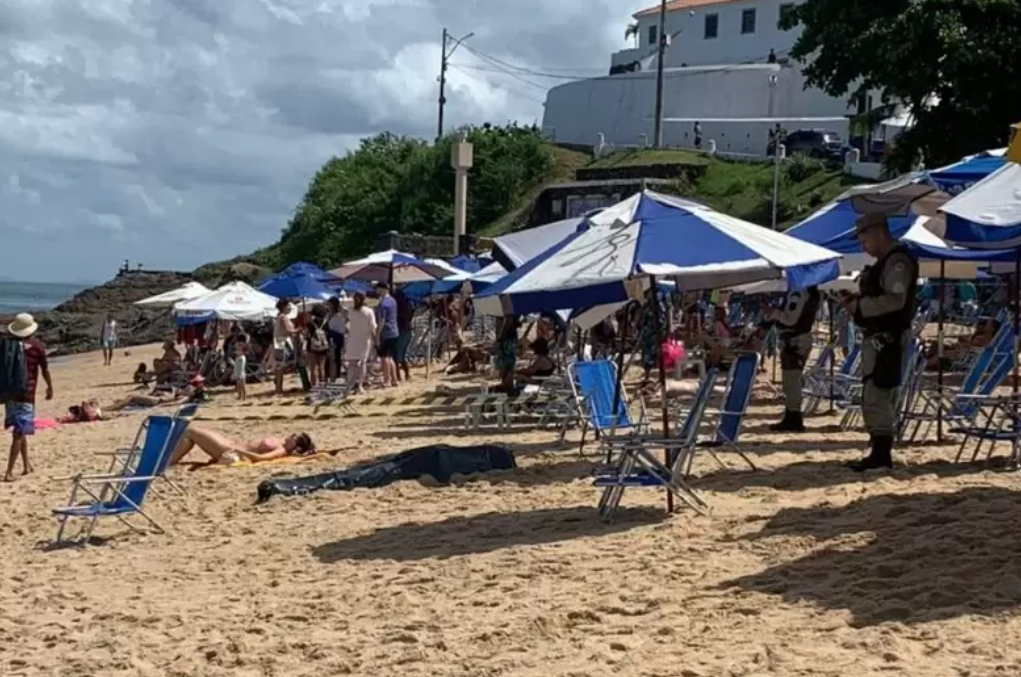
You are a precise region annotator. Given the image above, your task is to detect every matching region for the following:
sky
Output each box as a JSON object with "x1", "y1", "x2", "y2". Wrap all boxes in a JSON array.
[{"x1": 0, "y1": 0, "x2": 633, "y2": 283}]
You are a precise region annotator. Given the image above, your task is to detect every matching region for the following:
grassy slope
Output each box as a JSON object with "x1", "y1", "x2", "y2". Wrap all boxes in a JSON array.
[{"x1": 483, "y1": 148, "x2": 863, "y2": 235}]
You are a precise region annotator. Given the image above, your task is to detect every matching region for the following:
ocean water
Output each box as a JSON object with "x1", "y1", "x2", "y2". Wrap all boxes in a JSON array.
[{"x1": 0, "y1": 281, "x2": 87, "y2": 315}]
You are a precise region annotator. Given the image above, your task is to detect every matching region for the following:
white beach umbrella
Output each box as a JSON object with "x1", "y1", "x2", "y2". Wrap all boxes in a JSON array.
[
  {"x1": 174, "y1": 281, "x2": 279, "y2": 321},
  {"x1": 134, "y1": 281, "x2": 212, "y2": 308}
]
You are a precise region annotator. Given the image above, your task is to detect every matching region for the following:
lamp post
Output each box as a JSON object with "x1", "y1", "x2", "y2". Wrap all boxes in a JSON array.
[
  {"x1": 652, "y1": 0, "x2": 668, "y2": 147},
  {"x1": 451, "y1": 131, "x2": 473, "y2": 255}
]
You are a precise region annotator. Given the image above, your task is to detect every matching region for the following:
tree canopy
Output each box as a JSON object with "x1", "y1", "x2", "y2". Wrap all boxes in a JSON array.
[
  {"x1": 273, "y1": 124, "x2": 554, "y2": 267},
  {"x1": 781, "y1": 0, "x2": 1021, "y2": 172}
]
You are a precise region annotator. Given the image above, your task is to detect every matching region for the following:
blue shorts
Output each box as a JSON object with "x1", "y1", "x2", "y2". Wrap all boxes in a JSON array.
[
  {"x1": 102, "y1": 338, "x2": 116, "y2": 349},
  {"x1": 4, "y1": 402, "x2": 35, "y2": 436}
]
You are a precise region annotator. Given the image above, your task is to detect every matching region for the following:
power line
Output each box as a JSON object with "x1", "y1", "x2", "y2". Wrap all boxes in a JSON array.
[
  {"x1": 461, "y1": 44, "x2": 603, "y2": 81},
  {"x1": 447, "y1": 65, "x2": 547, "y2": 104}
]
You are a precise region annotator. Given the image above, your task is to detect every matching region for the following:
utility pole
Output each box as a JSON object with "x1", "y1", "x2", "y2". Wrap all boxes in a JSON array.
[
  {"x1": 436, "y1": 28, "x2": 474, "y2": 140},
  {"x1": 652, "y1": 0, "x2": 668, "y2": 147}
]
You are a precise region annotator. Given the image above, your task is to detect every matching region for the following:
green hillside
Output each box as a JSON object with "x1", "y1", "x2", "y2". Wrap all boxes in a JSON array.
[{"x1": 199, "y1": 129, "x2": 866, "y2": 274}]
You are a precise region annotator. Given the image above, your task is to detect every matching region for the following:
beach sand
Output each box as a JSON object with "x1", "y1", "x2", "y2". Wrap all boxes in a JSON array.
[{"x1": 4, "y1": 344, "x2": 1021, "y2": 676}]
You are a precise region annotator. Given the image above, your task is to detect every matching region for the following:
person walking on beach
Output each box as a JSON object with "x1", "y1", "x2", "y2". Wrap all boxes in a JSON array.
[
  {"x1": 273, "y1": 299, "x2": 296, "y2": 395},
  {"x1": 394, "y1": 288, "x2": 413, "y2": 382},
  {"x1": 100, "y1": 313, "x2": 117, "y2": 366},
  {"x1": 3, "y1": 314, "x2": 53, "y2": 482},
  {"x1": 766, "y1": 285, "x2": 821, "y2": 432},
  {"x1": 233, "y1": 335, "x2": 249, "y2": 401},
  {"x1": 346, "y1": 292, "x2": 377, "y2": 394},
  {"x1": 375, "y1": 283, "x2": 399, "y2": 388},
  {"x1": 326, "y1": 297, "x2": 347, "y2": 382},
  {"x1": 841, "y1": 213, "x2": 918, "y2": 471}
]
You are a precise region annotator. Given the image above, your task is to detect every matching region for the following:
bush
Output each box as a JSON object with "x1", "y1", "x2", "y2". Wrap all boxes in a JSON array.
[{"x1": 784, "y1": 153, "x2": 826, "y2": 183}]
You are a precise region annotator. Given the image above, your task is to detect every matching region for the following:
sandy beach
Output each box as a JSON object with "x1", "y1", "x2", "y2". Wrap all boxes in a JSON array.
[{"x1": 4, "y1": 344, "x2": 1021, "y2": 677}]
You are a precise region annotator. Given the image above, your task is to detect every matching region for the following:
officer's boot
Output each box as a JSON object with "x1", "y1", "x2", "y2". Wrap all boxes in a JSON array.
[
  {"x1": 769, "y1": 410, "x2": 806, "y2": 432},
  {"x1": 849, "y1": 434, "x2": 894, "y2": 471}
]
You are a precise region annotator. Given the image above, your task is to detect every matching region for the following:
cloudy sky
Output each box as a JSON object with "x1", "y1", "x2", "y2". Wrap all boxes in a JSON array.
[{"x1": 0, "y1": 0, "x2": 634, "y2": 283}]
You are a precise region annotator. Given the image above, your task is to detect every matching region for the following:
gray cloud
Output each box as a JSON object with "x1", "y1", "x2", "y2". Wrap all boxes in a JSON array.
[{"x1": 0, "y1": 0, "x2": 628, "y2": 282}]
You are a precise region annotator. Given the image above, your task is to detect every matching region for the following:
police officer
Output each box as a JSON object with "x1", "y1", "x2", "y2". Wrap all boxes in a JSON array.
[
  {"x1": 841, "y1": 213, "x2": 919, "y2": 471},
  {"x1": 767, "y1": 285, "x2": 822, "y2": 432}
]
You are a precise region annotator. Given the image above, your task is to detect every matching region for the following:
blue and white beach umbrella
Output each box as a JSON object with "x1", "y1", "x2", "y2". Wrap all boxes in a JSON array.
[
  {"x1": 926, "y1": 148, "x2": 1007, "y2": 196},
  {"x1": 941, "y1": 162, "x2": 1021, "y2": 250},
  {"x1": 328, "y1": 249, "x2": 454, "y2": 285},
  {"x1": 474, "y1": 191, "x2": 842, "y2": 317}
]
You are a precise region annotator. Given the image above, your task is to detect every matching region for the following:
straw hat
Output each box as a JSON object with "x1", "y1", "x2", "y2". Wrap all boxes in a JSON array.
[{"x1": 7, "y1": 313, "x2": 38, "y2": 339}]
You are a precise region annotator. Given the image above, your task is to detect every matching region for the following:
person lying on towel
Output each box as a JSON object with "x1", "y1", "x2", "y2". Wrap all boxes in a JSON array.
[
  {"x1": 168, "y1": 425, "x2": 315, "y2": 467},
  {"x1": 107, "y1": 375, "x2": 208, "y2": 412}
]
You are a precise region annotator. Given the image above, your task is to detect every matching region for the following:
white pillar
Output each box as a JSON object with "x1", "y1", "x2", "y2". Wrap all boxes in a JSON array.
[{"x1": 450, "y1": 134, "x2": 473, "y2": 255}]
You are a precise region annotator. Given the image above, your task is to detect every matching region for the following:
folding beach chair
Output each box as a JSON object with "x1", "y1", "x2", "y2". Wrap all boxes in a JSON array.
[
  {"x1": 566, "y1": 359, "x2": 648, "y2": 455},
  {"x1": 593, "y1": 367, "x2": 718, "y2": 521},
  {"x1": 53, "y1": 415, "x2": 182, "y2": 544},
  {"x1": 836, "y1": 338, "x2": 924, "y2": 432},
  {"x1": 902, "y1": 330, "x2": 1015, "y2": 442},
  {"x1": 688, "y1": 352, "x2": 759, "y2": 474},
  {"x1": 802, "y1": 342, "x2": 861, "y2": 414},
  {"x1": 98, "y1": 403, "x2": 197, "y2": 497}
]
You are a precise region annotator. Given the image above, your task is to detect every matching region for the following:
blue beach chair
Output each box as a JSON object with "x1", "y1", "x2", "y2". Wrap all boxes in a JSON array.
[
  {"x1": 567, "y1": 359, "x2": 647, "y2": 455},
  {"x1": 52, "y1": 415, "x2": 185, "y2": 544},
  {"x1": 593, "y1": 366, "x2": 718, "y2": 520}
]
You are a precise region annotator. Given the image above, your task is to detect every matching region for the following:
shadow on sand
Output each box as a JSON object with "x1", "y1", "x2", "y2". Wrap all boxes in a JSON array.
[
  {"x1": 311, "y1": 505, "x2": 666, "y2": 563},
  {"x1": 722, "y1": 485, "x2": 1021, "y2": 626}
]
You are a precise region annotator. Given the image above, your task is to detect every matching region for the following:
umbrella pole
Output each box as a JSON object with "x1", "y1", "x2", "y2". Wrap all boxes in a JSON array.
[
  {"x1": 1011, "y1": 249, "x2": 1020, "y2": 469},
  {"x1": 608, "y1": 306, "x2": 631, "y2": 466},
  {"x1": 649, "y1": 277, "x2": 673, "y2": 514},
  {"x1": 828, "y1": 295, "x2": 835, "y2": 413},
  {"x1": 937, "y1": 262, "x2": 945, "y2": 441}
]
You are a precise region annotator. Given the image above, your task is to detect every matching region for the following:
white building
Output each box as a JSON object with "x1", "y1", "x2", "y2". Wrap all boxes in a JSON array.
[{"x1": 542, "y1": 0, "x2": 882, "y2": 156}]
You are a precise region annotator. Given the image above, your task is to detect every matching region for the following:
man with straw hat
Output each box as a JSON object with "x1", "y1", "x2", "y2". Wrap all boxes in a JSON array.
[
  {"x1": 3, "y1": 313, "x2": 53, "y2": 482},
  {"x1": 840, "y1": 213, "x2": 918, "y2": 471}
]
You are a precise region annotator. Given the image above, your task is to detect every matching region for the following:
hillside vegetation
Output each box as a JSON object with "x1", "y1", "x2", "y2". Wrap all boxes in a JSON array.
[{"x1": 224, "y1": 128, "x2": 864, "y2": 271}]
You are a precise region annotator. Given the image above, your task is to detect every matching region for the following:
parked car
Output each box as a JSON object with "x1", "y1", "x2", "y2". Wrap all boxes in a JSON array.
[{"x1": 769, "y1": 129, "x2": 849, "y2": 161}]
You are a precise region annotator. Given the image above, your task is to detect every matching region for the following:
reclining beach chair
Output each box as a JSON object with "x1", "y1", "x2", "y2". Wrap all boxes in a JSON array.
[
  {"x1": 99, "y1": 402, "x2": 197, "y2": 496},
  {"x1": 836, "y1": 338, "x2": 924, "y2": 432},
  {"x1": 593, "y1": 366, "x2": 718, "y2": 521},
  {"x1": 52, "y1": 414, "x2": 186, "y2": 544},
  {"x1": 566, "y1": 359, "x2": 648, "y2": 455},
  {"x1": 802, "y1": 342, "x2": 861, "y2": 414},
  {"x1": 901, "y1": 330, "x2": 1015, "y2": 442},
  {"x1": 686, "y1": 351, "x2": 759, "y2": 474}
]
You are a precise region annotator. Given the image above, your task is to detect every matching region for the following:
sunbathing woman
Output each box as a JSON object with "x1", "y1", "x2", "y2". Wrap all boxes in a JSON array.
[
  {"x1": 107, "y1": 377, "x2": 207, "y2": 412},
  {"x1": 168, "y1": 426, "x2": 315, "y2": 466}
]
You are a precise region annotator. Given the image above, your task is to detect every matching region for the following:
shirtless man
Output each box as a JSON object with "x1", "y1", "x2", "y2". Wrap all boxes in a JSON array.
[{"x1": 168, "y1": 426, "x2": 315, "y2": 467}]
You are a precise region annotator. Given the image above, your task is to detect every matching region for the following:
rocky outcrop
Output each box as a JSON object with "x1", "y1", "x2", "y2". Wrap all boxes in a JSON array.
[{"x1": 1, "y1": 271, "x2": 194, "y2": 356}]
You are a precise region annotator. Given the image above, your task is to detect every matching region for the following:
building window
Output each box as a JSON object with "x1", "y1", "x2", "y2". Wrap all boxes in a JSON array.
[
  {"x1": 741, "y1": 8, "x2": 756, "y2": 34},
  {"x1": 647, "y1": 24, "x2": 658, "y2": 47},
  {"x1": 704, "y1": 13, "x2": 719, "y2": 39},
  {"x1": 778, "y1": 3, "x2": 795, "y2": 28}
]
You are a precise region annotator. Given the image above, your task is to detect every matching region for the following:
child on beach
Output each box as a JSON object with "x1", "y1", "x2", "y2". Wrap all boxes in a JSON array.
[
  {"x1": 3, "y1": 314, "x2": 54, "y2": 482},
  {"x1": 234, "y1": 335, "x2": 248, "y2": 401}
]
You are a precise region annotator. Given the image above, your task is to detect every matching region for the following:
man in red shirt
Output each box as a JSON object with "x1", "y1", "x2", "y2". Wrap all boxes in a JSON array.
[{"x1": 4, "y1": 314, "x2": 53, "y2": 482}]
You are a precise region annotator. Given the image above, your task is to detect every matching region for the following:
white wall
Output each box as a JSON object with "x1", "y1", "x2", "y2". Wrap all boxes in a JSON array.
[
  {"x1": 612, "y1": 0, "x2": 803, "y2": 69},
  {"x1": 543, "y1": 63, "x2": 853, "y2": 155}
]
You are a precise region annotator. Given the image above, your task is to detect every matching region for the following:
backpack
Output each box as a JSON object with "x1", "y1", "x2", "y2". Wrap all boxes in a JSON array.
[
  {"x1": 309, "y1": 320, "x2": 329, "y2": 352},
  {"x1": 0, "y1": 337, "x2": 28, "y2": 400}
]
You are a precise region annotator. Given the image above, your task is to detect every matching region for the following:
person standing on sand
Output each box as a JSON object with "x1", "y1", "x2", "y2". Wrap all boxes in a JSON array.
[
  {"x1": 346, "y1": 292, "x2": 377, "y2": 393},
  {"x1": 394, "y1": 288, "x2": 413, "y2": 382},
  {"x1": 273, "y1": 299, "x2": 296, "y2": 395},
  {"x1": 4, "y1": 314, "x2": 53, "y2": 482},
  {"x1": 99, "y1": 313, "x2": 117, "y2": 366},
  {"x1": 374, "y1": 283, "x2": 399, "y2": 388}
]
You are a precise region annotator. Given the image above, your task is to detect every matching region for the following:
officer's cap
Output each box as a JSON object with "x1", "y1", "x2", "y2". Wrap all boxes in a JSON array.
[{"x1": 855, "y1": 212, "x2": 890, "y2": 234}]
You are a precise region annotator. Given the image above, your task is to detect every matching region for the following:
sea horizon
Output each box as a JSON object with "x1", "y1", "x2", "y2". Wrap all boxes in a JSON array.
[{"x1": 0, "y1": 279, "x2": 90, "y2": 315}]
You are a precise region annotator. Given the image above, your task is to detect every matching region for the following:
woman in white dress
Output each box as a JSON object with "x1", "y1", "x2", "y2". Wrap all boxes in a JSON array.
[{"x1": 345, "y1": 292, "x2": 377, "y2": 393}]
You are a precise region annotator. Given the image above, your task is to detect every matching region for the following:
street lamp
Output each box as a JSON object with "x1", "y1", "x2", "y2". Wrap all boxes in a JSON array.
[{"x1": 437, "y1": 29, "x2": 475, "y2": 139}]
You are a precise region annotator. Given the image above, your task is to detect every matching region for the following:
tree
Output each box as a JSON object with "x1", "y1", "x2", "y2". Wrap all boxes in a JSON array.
[
  {"x1": 781, "y1": 0, "x2": 1021, "y2": 172},
  {"x1": 274, "y1": 124, "x2": 555, "y2": 266}
]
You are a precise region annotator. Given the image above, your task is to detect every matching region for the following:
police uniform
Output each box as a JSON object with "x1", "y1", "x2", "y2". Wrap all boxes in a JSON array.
[
  {"x1": 847, "y1": 218, "x2": 919, "y2": 470},
  {"x1": 769, "y1": 286, "x2": 821, "y2": 432}
]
